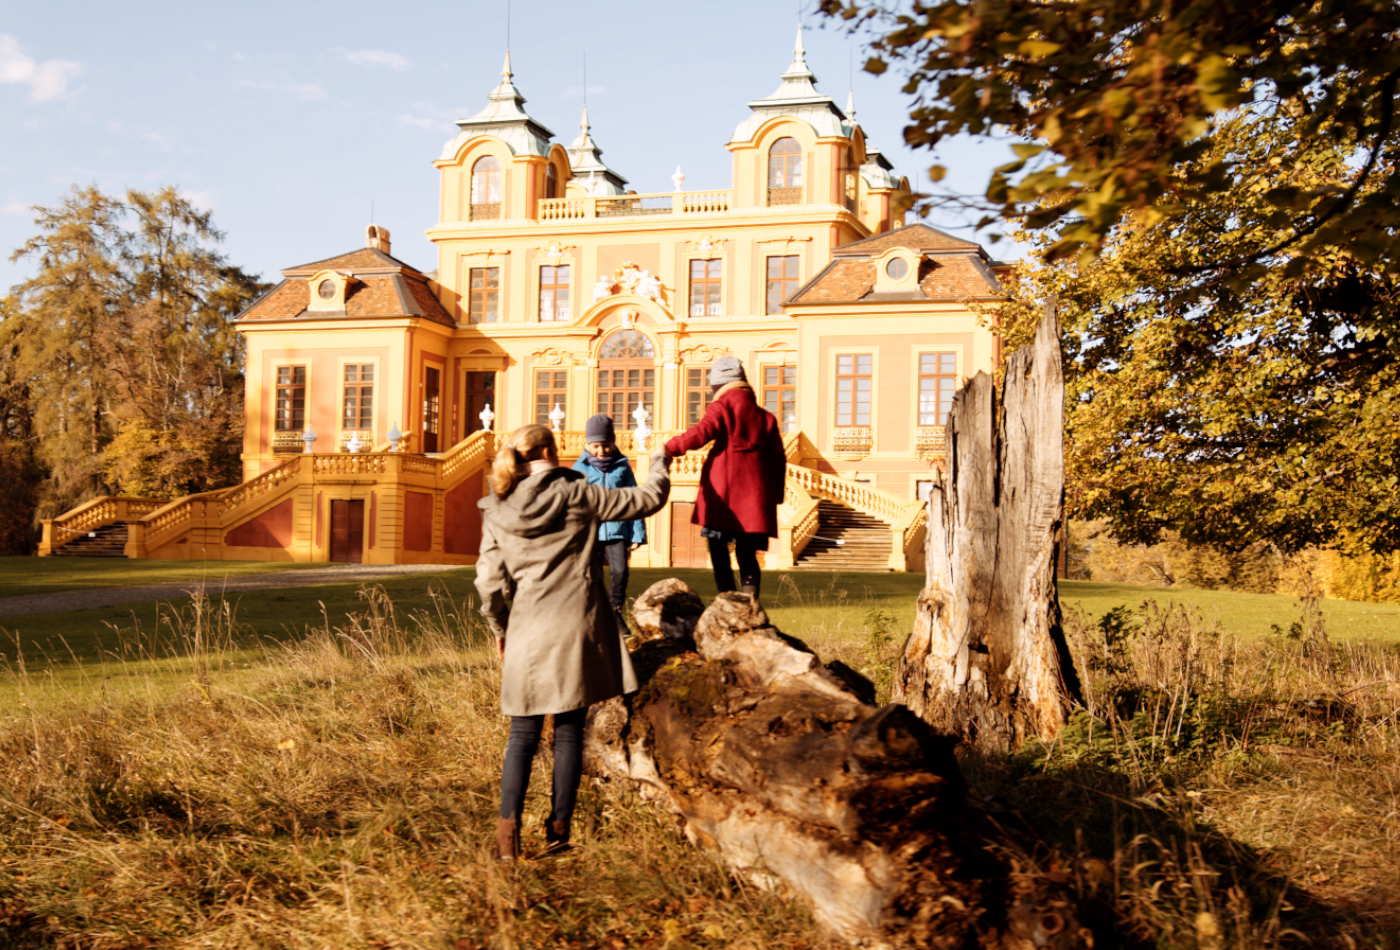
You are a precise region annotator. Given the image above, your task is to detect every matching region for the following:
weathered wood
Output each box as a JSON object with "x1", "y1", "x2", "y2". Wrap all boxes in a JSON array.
[
  {"x1": 585, "y1": 581, "x2": 1085, "y2": 949},
  {"x1": 628, "y1": 577, "x2": 706, "y2": 647},
  {"x1": 894, "y1": 302, "x2": 1081, "y2": 752}
]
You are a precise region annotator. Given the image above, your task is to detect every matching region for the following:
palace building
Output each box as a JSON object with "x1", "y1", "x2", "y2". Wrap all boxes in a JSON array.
[{"x1": 40, "y1": 33, "x2": 1008, "y2": 571}]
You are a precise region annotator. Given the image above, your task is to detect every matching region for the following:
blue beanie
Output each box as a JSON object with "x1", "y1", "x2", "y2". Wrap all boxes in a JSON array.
[{"x1": 585, "y1": 414, "x2": 615, "y2": 443}]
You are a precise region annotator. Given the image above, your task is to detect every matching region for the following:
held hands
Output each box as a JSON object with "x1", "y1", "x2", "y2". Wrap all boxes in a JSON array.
[
  {"x1": 630, "y1": 543, "x2": 642, "y2": 552},
  {"x1": 650, "y1": 445, "x2": 673, "y2": 471}
]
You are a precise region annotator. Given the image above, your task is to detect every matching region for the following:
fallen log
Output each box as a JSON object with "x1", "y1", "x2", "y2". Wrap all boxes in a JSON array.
[{"x1": 585, "y1": 581, "x2": 1087, "y2": 949}]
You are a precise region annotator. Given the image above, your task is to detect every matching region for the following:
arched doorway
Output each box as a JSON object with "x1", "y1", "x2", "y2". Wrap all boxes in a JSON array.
[{"x1": 596, "y1": 329, "x2": 655, "y2": 430}]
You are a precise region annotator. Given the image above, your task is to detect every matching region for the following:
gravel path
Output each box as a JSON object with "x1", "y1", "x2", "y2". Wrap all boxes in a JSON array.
[{"x1": 0, "y1": 564, "x2": 463, "y2": 619}]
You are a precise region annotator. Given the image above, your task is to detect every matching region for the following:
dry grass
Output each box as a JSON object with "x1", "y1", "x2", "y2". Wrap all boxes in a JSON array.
[
  {"x1": 1, "y1": 581, "x2": 1398, "y2": 948},
  {"x1": 0, "y1": 585, "x2": 831, "y2": 949}
]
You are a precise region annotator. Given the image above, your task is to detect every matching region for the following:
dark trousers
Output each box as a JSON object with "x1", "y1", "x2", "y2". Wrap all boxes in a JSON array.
[
  {"x1": 707, "y1": 536, "x2": 762, "y2": 593},
  {"x1": 595, "y1": 538, "x2": 630, "y2": 614},
  {"x1": 499, "y1": 707, "x2": 587, "y2": 827}
]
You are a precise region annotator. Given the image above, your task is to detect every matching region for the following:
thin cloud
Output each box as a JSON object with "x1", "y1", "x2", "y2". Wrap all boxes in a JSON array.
[
  {"x1": 238, "y1": 79, "x2": 327, "y2": 102},
  {"x1": 3, "y1": 198, "x2": 33, "y2": 216},
  {"x1": 0, "y1": 33, "x2": 82, "y2": 102},
  {"x1": 141, "y1": 132, "x2": 173, "y2": 152},
  {"x1": 339, "y1": 48, "x2": 410, "y2": 71},
  {"x1": 564, "y1": 84, "x2": 607, "y2": 98},
  {"x1": 397, "y1": 102, "x2": 458, "y2": 131}
]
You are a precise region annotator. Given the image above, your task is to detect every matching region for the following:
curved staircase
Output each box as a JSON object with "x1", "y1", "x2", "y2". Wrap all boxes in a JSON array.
[
  {"x1": 793, "y1": 501, "x2": 893, "y2": 571},
  {"x1": 50, "y1": 522, "x2": 130, "y2": 557}
]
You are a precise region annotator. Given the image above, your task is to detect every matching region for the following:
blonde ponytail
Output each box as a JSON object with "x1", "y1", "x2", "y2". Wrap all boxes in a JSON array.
[{"x1": 490, "y1": 424, "x2": 558, "y2": 498}]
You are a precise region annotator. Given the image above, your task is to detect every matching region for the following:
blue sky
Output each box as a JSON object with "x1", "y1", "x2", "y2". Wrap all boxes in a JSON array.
[{"x1": 1, "y1": 0, "x2": 1014, "y2": 292}]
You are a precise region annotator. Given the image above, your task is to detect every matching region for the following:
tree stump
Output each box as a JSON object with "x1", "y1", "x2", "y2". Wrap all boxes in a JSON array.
[
  {"x1": 894, "y1": 301, "x2": 1082, "y2": 752},
  {"x1": 585, "y1": 581, "x2": 1086, "y2": 949}
]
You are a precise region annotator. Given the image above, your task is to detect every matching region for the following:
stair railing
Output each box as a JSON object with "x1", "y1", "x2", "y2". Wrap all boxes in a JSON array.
[
  {"x1": 784, "y1": 465, "x2": 922, "y2": 526},
  {"x1": 40, "y1": 496, "x2": 168, "y2": 554}
]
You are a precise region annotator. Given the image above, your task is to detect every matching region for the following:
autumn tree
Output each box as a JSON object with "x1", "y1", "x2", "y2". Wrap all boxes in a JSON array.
[
  {"x1": 998, "y1": 117, "x2": 1400, "y2": 554},
  {"x1": 6, "y1": 185, "x2": 265, "y2": 519},
  {"x1": 818, "y1": 0, "x2": 1400, "y2": 276}
]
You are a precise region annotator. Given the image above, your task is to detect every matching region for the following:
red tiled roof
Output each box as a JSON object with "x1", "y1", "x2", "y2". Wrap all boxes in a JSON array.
[
  {"x1": 832, "y1": 222, "x2": 980, "y2": 256},
  {"x1": 282, "y1": 247, "x2": 409, "y2": 276},
  {"x1": 789, "y1": 235, "x2": 1002, "y2": 306},
  {"x1": 238, "y1": 274, "x2": 454, "y2": 327}
]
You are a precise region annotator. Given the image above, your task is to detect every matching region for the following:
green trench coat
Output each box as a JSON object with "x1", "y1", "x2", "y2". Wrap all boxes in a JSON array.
[{"x1": 474, "y1": 449, "x2": 671, "y2": 717}]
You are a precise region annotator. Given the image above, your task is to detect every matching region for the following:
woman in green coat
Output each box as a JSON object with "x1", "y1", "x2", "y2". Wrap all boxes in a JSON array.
[{"x1": 475, "y1": 423, "x2": 671, "y2": 861}]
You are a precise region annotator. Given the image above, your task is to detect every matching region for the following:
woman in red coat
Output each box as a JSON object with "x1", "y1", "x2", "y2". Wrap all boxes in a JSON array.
[{"x1": 664, "y1": 356, "x2": 786, "y2": 600}]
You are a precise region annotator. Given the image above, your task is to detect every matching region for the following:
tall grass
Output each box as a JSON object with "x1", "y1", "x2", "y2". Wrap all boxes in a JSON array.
[
  {"x1": 1, "y1": 582, "x2": 1397, "y2": 948},
  {"x1": 0, "y1": 584, "x2": 830, "y2": 949}
]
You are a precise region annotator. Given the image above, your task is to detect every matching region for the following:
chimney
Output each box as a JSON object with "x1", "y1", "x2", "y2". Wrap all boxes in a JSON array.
[{"x1": 366, "y1": 224, "x2": 391, "y2": 256}]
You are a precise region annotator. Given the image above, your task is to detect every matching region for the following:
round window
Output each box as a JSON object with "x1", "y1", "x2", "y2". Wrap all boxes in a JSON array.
[
  {"x1": 885, "y1": 258, "x2": 909, "y2": 281},
  {"x1": 317, "y1": 279, "x2": 337, "y2": 301}
]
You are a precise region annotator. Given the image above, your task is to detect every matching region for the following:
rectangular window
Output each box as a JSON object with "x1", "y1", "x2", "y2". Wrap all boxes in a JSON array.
[
  {"x1": 918, "y1": 353, "x2": 958, "y2": 425},
  {"x1": 422, "y1": 366, "x2": 441, "y2": 453},
  {"x1": 765, "y1": 256, "x2": 799, "y2": 314},
  {"x1": 685, "y1": 367, "x2": 714, "y2": 425},
  {"x1": 468, "y1": 267, "x2": 500, "y2": 324},
  {"x1": 342, "y1": 363, "x2": 374, "y2": 430},
  {"x1": 539, "y1": 265, "x2": 571, "y2": 322},
  {"x1": 596, "y1": 366, "x2": 656, "y2": 429},
  {"x1": 688, "y1": 259, "x2": 722, "y2": 317},
  {"x1": 534, "y1": 370, "x2": 568, "y2": 426},
  {"x1": 761, "y1": 365, "x2": 797, "y2": 434},
  {"x1": 834, "y1": 354, "x2": 872, "y2": 427},
  {"x1": 274, "y1": 365, "x2": 306, "y2": 431}
]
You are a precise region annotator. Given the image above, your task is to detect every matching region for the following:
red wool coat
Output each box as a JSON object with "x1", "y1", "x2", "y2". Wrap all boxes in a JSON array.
[{"x1": 665, "y1": 382, "x2": 786, "y2": 536}]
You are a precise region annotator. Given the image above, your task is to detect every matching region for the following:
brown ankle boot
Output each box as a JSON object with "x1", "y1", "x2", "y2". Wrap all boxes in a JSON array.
[
  {"x1": 496, "y1": 817, "x2": 520, "y2": 863},
  {"x1": 543, "y1": 819, "x2": 571, "y2": 855}
]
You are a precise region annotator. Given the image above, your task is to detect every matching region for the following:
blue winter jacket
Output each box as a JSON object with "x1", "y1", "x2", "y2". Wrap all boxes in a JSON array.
[{"x1": 572, "y1": 451, "x2": 648, "y2": 544}]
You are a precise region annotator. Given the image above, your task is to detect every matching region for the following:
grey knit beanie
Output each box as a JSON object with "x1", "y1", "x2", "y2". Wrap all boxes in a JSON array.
[
  {"x1": 708, "y1": 356, "x2": 746, "y2": 386},
  {"x1": 585, "y1": 413, "x2": 615, "y2": 443}
]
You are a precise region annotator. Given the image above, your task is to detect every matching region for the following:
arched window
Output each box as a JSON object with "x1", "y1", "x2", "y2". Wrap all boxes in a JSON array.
[
  {"x1": 471, "y1": 156, "x2": 501, "y2": 220},
  {"x1": 767, "y1": 137, "x2": 802, "y2": 206},
  {"x1": 545, "y1": 163, "x2": 558, "y2": 200},
  {"x1": 597, "y1": 330, "x2": 655, "y2": 429}
]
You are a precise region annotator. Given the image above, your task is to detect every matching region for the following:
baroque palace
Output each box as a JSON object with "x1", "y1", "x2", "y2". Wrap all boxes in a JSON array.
[{"x1": 41, "y1": 33, "x2": 1007, "y2": 571}]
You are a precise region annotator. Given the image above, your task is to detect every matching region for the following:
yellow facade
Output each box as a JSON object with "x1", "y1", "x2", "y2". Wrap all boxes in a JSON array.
[{"x1": 41, "y1": 36, "x2": 1006, "y2": 571}]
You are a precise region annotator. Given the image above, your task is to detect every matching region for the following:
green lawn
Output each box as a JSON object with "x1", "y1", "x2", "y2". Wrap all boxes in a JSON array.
[
  {"x1": 2, "y1": 563, "x2": 1398, "y2": 679},
  {"x1": 0, "y1": 556, "x2": 320, "y2": 599},
  {"x1": 1060, "y1": 579, "x2": 1400, "y2": 646}
]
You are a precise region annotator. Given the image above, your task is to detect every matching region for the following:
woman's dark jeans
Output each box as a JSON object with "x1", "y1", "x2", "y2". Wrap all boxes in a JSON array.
[{"x1": 499, "y1": 707, "x2": 588, "y2": 828}]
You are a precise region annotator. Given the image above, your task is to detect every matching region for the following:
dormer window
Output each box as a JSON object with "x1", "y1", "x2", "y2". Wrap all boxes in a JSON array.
[
  {"x1": 874, "y1": 250, "x2": 919, "y2": 294},
  {"x1": 471, "y1": 156, "x2": 502, "y2": 220},
  {"x1": 306, "y1": 270, "x2": 353, "y2": 312},
  {"x1": 767, "y1": 138, "x2": 802, "y2": 206}
]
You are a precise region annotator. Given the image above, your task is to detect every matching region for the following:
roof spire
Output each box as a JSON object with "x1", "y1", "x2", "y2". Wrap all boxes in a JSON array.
[
  {"x1": 784, "y1": 23, "x2": 814, "y2": 81},
  {"x1": 845, "y1": 89, "x2": 856, "y2": 124},
  {"x1": 501, "y1": 49, "x2": 512, "y2": 81},
  {"x1": 580, "y1": 103, "x2": 590, "y2": 134}
]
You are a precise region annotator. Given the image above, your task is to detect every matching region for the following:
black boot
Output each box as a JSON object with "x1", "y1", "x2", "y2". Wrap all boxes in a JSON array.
[{"x1": 543, "y1": 819, "x2": 572, "y2": 855}]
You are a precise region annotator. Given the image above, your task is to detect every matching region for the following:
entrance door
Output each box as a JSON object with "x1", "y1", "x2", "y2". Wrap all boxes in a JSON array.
[
  {"x1": 330, "y1": 499, "x2": 365, "y2": 564},
  {"x1": 669, "y1": 502, "x2": 709, "y2": 569},
  {"x1": 464, "y1": 371, "x2": 497, "y2": 435}
]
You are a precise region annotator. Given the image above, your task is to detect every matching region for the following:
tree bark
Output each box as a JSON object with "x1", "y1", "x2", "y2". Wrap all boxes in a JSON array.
[
  {"x1": 893, "y1": 300, "x2": 1081, "y2": 753},
  {"x1": 586, "y1": 582, "x2": 1085, "y2": 949}
]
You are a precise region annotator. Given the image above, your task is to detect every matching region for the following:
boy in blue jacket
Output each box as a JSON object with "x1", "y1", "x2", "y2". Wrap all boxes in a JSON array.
[{"x1": 572, "y1": 414, "x2": 646, "y2": 627}]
